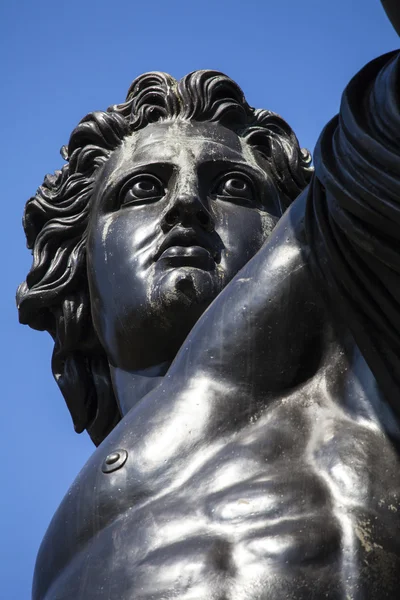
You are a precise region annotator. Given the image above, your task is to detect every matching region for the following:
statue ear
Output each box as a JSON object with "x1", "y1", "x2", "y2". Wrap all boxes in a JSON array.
[{"x1": 381, "y1": 0, "x2": 400, "y2": 35}]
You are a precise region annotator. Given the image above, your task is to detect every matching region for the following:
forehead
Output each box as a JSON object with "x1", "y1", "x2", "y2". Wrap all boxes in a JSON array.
[{"x1": 114, "y1": 121, "x2": 260, "y2": 173}]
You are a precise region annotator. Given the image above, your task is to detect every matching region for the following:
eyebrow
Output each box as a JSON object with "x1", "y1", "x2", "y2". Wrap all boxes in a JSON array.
[{"x1": 113, "y1": 158, "x2": 267, "y2": 182}]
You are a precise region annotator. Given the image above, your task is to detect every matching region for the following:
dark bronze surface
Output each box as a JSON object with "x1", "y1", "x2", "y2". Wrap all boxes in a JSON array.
[
  {"x1": 17, "y1": 18, "x2": 400, "y2": 600},
  {"x1": 382, "y1": 0, "x2": 400, "y2": 34}
]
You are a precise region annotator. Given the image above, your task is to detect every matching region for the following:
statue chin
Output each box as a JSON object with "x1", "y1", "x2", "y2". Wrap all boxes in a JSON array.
[{"x1": 153, "y1": 267, "x2": 221, "y2": 309}]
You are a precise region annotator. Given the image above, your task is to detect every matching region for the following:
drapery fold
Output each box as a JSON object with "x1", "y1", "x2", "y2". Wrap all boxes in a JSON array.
[{"x1": 305, "y1": 50, "x2": 400, "y2": 418}]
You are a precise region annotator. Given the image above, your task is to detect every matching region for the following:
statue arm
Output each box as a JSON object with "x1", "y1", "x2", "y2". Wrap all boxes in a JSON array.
[{"x1": 305, "y1": 50, "x2": 400, "y2": 420}]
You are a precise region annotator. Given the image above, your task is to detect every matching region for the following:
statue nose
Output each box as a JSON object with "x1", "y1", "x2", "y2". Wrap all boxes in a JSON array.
[{"x1": 162, "y1": 194, "x2": 213, "y2": 231}]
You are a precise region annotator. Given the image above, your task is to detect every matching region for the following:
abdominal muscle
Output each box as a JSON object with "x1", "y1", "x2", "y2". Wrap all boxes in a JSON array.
[{"x1": 38, "y1": 372, "x2": 400, "y2": 600}]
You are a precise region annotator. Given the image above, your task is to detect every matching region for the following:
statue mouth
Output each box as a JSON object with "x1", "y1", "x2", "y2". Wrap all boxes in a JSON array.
[
  {"x1": 155, "y1": 227, "x2": 217, "y2": 269},
  {"x1": 158, "y1": 245, "x2": 214, "y2": 269}
]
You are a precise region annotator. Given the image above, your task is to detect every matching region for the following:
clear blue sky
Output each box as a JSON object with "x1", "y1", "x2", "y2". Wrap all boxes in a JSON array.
[{"x1": 1, "y1": 0, "x2": 398, "y2": 597}]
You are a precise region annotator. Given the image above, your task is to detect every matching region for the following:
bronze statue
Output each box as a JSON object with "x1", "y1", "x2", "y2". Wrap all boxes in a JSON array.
[{"x1": 17, "y1": 5, "x2": 400, "y2": 598}]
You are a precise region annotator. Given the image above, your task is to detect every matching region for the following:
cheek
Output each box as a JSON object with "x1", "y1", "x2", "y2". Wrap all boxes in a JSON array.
[
  {"x1": 260, "y1": 211, "x2": 279, "y2": 243},
  {"x1": 215, "y1": 206, "x2": 271, "y2": 264},
  {"x1": 87, "y1": 218, "x2": 145, "y2": 319},
  {"x1": 93, "y1": 209, "x2": 161, "y2": 280},
  {"x1": 87, "y1": 223, "x2": 150, "y2": 360}
]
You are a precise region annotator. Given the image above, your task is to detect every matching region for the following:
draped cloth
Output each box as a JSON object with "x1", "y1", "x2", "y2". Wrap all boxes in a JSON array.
[{"x1": 305, "y1": 50, "x2": 400, "y2": 419}]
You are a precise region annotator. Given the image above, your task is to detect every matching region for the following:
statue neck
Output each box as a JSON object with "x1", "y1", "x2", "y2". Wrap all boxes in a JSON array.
[{"x1": 110, "y1": 362, "x2": 170, "y2": 416}]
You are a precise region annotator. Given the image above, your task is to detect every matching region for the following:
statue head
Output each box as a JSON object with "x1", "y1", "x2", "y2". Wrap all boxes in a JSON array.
[{"x1": 17, "y1": 71, "x2": 312, "y2": 445}]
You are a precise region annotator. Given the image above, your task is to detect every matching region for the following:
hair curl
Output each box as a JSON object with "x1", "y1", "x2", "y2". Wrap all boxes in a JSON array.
[{"x1": 17, "y1": 70, "x2": 313, "y2": 446}]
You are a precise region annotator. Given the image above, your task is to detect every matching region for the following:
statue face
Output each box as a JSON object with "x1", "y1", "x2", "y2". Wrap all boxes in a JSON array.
[{"x1": 87, "y1": 121, "x2": 281, "y2": 369}]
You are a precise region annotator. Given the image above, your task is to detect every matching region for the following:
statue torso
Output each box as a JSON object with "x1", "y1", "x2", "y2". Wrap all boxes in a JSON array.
[
  {"x1": 34, "y1": 349, "x2": 400, "y2": 599},
  {"x1": 33, "y1": 200, "x2": 400, "y2": 599}
]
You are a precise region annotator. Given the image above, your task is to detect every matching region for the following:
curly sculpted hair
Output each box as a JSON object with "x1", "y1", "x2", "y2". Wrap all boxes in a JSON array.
[{"x1": 17, "y1": 70, "x2": 313, "y2": 446}]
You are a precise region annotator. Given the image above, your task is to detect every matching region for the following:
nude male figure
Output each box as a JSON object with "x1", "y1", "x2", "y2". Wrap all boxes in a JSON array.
[{"x1": 18, "y1": 47, "x2": 400, "y2": 598}]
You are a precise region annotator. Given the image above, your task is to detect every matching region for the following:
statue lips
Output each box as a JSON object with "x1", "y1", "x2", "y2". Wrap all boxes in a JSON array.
[{"x1": 156, "y1": 228, "x2": 216, "y2": 270}]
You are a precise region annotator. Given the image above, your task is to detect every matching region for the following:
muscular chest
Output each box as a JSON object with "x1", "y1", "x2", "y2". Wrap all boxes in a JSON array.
[{"x1": 38, "y1": 391, "x2": 400, "y2": 600}]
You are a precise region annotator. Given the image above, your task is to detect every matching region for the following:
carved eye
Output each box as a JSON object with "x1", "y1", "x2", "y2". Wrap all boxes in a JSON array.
[
  {"x1": 215, "y1": 174, "x2": 255, "y2": 205},
  {"x1": 120, "y1": 175, "x2": 165, "y2": 206}
]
